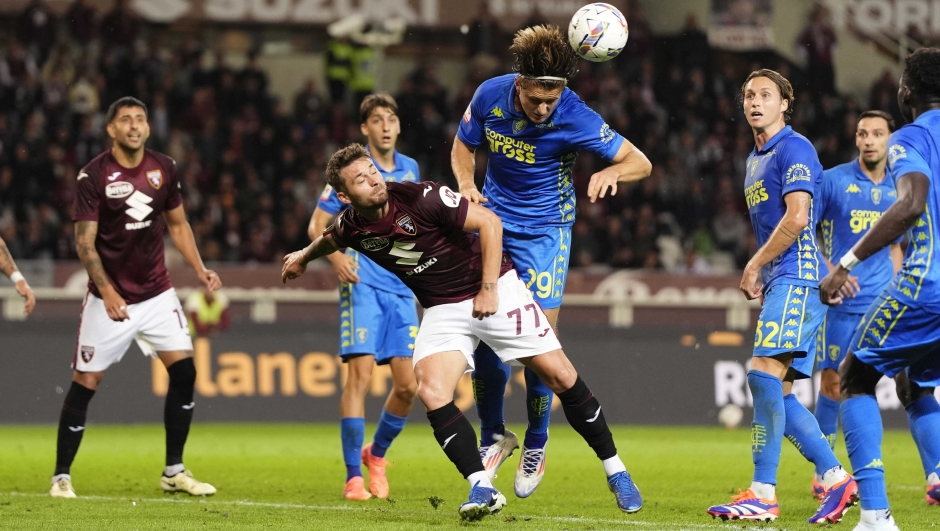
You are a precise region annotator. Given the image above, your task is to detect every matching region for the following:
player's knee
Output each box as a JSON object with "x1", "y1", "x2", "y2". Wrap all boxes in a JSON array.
[
  {"x1": 839, "y1": 352, "x2": 880, "y2": 397},
  {"x1": 167, "y1": 357, "x2": 196, "y2": 388},
  {"x1": 820, "y1": 370, "x2": 841, "y2": 400},
  {"x1": 416, "y1": 381, "x2": 448, "y2": 411},
  {"x1": 344, "y1": 359, "x2": 373, "y2": 390},
  {"x1": 894, "y1": 372, "x2": 934, "y2": 406},
  {"x1": 72, "y1": 370, "x2": 103, "y2": 391},
  {"x1": 393, "y1": 380, "x2": 417, "y2": 404}
]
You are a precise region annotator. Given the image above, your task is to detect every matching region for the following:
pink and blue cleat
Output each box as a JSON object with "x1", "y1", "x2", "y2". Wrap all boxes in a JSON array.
[
  {"x1": 707, "y1": 489, "x2": 779, "y2": 522},
  {"x1": 808, "y1": 476, "x2": 859, "y2": 524}
]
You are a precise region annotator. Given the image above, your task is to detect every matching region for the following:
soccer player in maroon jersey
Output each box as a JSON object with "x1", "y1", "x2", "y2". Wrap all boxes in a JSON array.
[
  {"x1": 282, "y1": 143, "x2": 642, "y2": 521},
  {"x1": 50, "y1": 97, "x2": 222, "y2": 499},
  {"x1": 0, "y1": 236, "x2": 36, "y2": 315}
]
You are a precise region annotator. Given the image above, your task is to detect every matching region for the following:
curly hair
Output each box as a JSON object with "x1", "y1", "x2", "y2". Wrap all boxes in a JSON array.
[
  {"x1": 740, "y1": 69, "x2": 795, "y2": 122},
  {"x1": 510, "y1": 25, "x2": 579, "y2": 90},
  {"x1": 904, "y1": 48, "x2": 940, "y2": 103},
  {"x1": 326, "y1": 143, "x2": 370, "y2": 193}
]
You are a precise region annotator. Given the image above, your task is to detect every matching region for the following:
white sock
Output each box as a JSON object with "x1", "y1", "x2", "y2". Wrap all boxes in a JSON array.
[
  {"x1": 860, "y1": 508, "x2": 892, "y2": 524},
  {"x1": 164, "y1": 463, "x2": 185, "y2": 477},
  {"x1": 814, "y1": 473, "x2": 823, "y2": 484},
  {"x1": 821, "y1": 465, "x2": 849, "y2": 489},
  {"x1": 602, "y1": 454, "x2": 627, "y2": 477},
  {"x1": 928, "y1": 472, "x2": 940, "y2": 485},
  {"x1": 749, "y1": 481, "x2": 775, "y2": 500},
  {"x1": 467, "y1": 471, "x2": 492, "y2": 490},
  {"x1": 52, "y1": 474, "x2": 70, "y2": 483}
]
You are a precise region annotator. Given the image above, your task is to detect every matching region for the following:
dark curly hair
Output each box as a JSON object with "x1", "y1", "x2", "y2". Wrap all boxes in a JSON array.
[
  {"x1": 740, "y1": 69, "x2": 795, "y2": 122},
  {"x1": 510, "y1": 25, "x2": 579, "y2": 90},
  {"x1": 326, "y1": 143, "x2": 370, "y2": 193},
  {"x1": 904, "y1": 48, "x2": 940, "y2": 103}
]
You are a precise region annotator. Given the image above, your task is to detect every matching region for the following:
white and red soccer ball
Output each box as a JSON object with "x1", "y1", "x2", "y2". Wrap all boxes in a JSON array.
[{"x1": 568, "y1": 3, "x2": 629, "y2": 63}]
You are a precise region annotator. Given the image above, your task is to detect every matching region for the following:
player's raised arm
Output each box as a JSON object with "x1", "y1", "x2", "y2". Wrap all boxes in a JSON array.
[
  {"x1": 282, "y1": 233, "x2": 341, "y2": 283},
  {"x1": 461, "y1": 201, "x2": 503, "y2": 319},
  {"x1": 75, "y1": 220, "x2": 129, "y2": 321},
  {"x1": 741, "y1": 190, "x2": 812, "y2": 300},
  {"x1": 0, "y1": 236, "x2": 35, "y2": 315},
  {"x1": 308, "y1": 204, "x2": 359, "y2": 284},
  {"x1": 586, "y1": 138, "x2": 653, "y2": 203},
  {"x1": 164, "y1": 205, "x2": 222, "y2": 292}
]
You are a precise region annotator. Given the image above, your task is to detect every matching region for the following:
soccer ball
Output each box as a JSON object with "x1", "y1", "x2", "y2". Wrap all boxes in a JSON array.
[{"x1": 568, "y1": 3, "x2": 629, "y2": 63}]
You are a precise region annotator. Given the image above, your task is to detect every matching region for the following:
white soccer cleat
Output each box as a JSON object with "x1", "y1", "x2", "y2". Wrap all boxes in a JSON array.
[
  {"x1": 49, "y1": 476, "x2": 76, "y2": 498},
  {"x1": 480, "y1": 429, "x2": 519, "y2": 480},
  {"x1": 514, "y1": 443, "x2": 547, "y2": 498},
  {"x1": 161, "y1": 470, "x2": 217, "y2": 496},
  {"x1": 853, "y1": 510, "x2": 900, "y2": 531}
]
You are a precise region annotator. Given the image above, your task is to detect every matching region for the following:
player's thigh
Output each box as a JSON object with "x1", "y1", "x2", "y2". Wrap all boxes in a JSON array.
[
  {"x1": 752, "y1": 284, "x2": 825, "y2": 380},
  {"x1": 136, "y1": 289, "x2": 193, "y2": 358},
  {"x1": 74, "y1": 292, "x2": 143, "y2": 372},
  {"x1": 816, "y1": 310, "x2": 863, "y2": 373},
  {"x1": 338, "y1": 281, "x2": 382, "y2": 359},
  {"x1": 412, "y1": 300, "x2": 476, "y2": 370},
  {"x1": 502, "y1": 222, "x2": 571, "y2": 311},
  {"x1": 374, "y1": 290, "x2": 419, "y2": 365}
]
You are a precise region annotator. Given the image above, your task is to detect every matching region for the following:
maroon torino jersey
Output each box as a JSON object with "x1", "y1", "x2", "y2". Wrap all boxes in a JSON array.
[
  {"x1": 327, "y1": 181, "x2": 514, "y2": 308},
  {"x1": 72, "y1": 149, "x2": 182, "y2": 304}
]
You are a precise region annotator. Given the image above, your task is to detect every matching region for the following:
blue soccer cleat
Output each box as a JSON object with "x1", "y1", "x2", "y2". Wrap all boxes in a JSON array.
[
  {"x1": 927, "y1": 482, "x2": 940, "y2": 505},
  {"x1": 809, "y1": 475, "x2": 858, "y2": 524},
  {"x1": 608, "y1": 471, "x2": 642, "y2": 513},
  {"x1": 458, "y1": 482, "x2": 507, "y2": 521},
  {"x1": 707, "y1": 489, "x2": 779, "y2": 522}
]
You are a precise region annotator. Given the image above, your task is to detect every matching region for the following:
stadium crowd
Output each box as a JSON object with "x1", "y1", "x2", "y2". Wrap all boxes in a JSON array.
[{"x1": 0, "y1": 1, "x2": 901, "y2": 274}]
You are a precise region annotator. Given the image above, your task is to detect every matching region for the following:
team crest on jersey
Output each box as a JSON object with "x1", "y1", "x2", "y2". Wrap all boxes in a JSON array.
[
  {"x1": 829, "y1": 345, "x2": 841, "y2": 362},
  {"x1": 871, "y1": 188, "x2": 883, "y2": 205},
  {"x1": 513, "y1": 118, "x2": 527, "y2": 134},
  {"x1": 80, "y1": 346, "x2": 94, "y2": 363},
  {"x1": 888, "y1": 144, "x2": 907, "y2": 166},
  {"x1": 785, "y1": 163, "x2": 811, "y2": 184},
  {"x1": 360, "y1": 237, "x2": 390, "y2": 251},
  {"x1": 146, "y1": 170, "x2": 163, "y2": 189},
  {"x1": 396, "y1": 214, "x2": 416, "y2": 235},
  {"x1": 356, "y1": 328, "x2": 368, "y2": 344}
]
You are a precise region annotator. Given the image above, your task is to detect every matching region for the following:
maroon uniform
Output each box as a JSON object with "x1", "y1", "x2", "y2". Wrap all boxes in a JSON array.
[
  {"x1": 73, "y1": 149, "x2": 182, "y2": 304},
  {"x1": 327, "y1": 181, "x2": 514, "y2": 308}
]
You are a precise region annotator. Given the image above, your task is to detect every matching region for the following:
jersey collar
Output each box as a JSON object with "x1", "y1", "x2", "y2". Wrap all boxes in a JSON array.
[
  {"x1": 851, "y1": 157, "x2": 891, "y2": 187},
  {"x1": 916, "y1": 108, "x2": 940, "y2": 123},
  {"x1": 753, "y1": 125, "x2": 793, "y2": 155},
  {"x1": 365, "y1": 145, "x2": 401, "y2": 174}
]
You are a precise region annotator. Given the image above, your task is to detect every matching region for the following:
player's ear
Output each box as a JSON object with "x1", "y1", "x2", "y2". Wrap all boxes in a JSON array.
[
  {"x1": 360, "y1": 122, "x2": 369, "y2": 137},
  {"x1": 106, "y1": 121, "x2": 115, "y2": 139},
  {"x1": 336, "y1": 190, "x2": 352, "y2": 205}
]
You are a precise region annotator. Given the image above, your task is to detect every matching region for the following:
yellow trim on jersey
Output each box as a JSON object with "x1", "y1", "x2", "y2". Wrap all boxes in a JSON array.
[
  {"x1": 778, "y1": 285, "x2": 793, "y2": 347},
  {"x1": 915, "y1": 205, "x2": 934, "y2": 300}
]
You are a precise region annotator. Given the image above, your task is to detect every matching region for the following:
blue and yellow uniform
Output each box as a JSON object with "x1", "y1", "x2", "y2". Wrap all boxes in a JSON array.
[
  {"x1": 456, "y1": 74, "x2": 624, "y2": 308},
  {"x1": 318, "y1": 150, "x2": 420, "y2": 364},
  {"x1": 852, "y1": 110, "x2": 940, "y2": 386},
  {"x1": 745, "y1": 126, "x2": 825, "y2": 378},
  {"x1": 816, "y1": 159, "x2": 898, "y2": 372}
]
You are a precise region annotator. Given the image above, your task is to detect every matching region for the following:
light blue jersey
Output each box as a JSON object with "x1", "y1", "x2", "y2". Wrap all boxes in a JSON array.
[
  {"x1": 819, "y1": 159, "x2": 898, "y2": 313},
  {"x1": 318, "y1": 149, "x2": 419, "y2": 297},
  {"x1": 456, "y1": 74, "x2": 625, "y2": 227},
  {"x1": 744, "y1": 126, "x2": 824, "y2": 293}
]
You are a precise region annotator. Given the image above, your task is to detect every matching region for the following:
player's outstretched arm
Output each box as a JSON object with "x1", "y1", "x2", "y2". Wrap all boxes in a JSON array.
[
  {"x1": 740, "y1": 191, "x2": 811, "y2": 300},
  {"x1": 452, "y1": 136, "x2": 486, "y2": 204},
  {"x1": 282, "y1": 234, "x2": 341, "y2": 284},
  {"x1": 165, "y1": 205, "x2": 222, "y2": 291},
  {"x1": 821, "y1": 172, "x2": 929, "y2": 305},
  {"x1": 308, "y1": 206, "x2": 359, "y2": 284},
  {"x1": 76, "y1": 220, "x2": 129, "y2": 321},
  {"x1": 0, "y1": 236, "x2": 35, "y2": 315},
  {"x1": 462, "y1": 202, "x2": 502, "y2": 319},
  {"x1": 586, "y1": 139, "x2": 652, "y2": 203}
]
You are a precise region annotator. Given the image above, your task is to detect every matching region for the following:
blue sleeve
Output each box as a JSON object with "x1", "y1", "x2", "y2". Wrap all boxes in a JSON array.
[
  {"x1": 778, "y1": 138, "x2": 820, "y2": 197},
  {"x1": 566, "y1": 97, "x2": 625, "y2": 162},
  {"x1": 818, "y1": 170, "x2": 835, "y2": 220},
  {"x1": 316, "y1": 184, "x2": 345, "y2": 216},
  {"x1": 888, "y1": 128, "x2": 933, "y2": 182},
  {"x1": 456, "y1": 83, "x2": 489, "y2": 149}
]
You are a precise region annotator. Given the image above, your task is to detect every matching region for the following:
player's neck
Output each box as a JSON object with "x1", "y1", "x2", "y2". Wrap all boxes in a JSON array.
[
  {"x1": 751, "y1": 119, "x2": 786, "y2": 151},
  {"x1": 369, "y1": 144, "x2": 395, "y2": 173},
  {"x1": 857, "y1": 157, "x2": 887, "y2": 185},
  {"x1": 911, "y1": 101, "x2": 940, "y2": 120},
  {"x1": 358, "y1": 203, "x2": 389, "y2": 222},
  {"x1": 111, "y1": 145, "x2": 145, "y2": 169}
]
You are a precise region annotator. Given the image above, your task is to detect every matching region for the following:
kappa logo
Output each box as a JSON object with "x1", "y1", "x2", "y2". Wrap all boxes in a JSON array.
[
  {"x1": 360, "y1": 237, "x2": 390, "y2": 252},
  {"x1": 490, "y1": 106, "x2": 504, "y2": 118},
  {"x1": 80, "y1": 345, "x2": 95, "y2": 363},
  {"x1": 396, "y1": 214, "x2": 416, "y2": 235},
  {"x1": 106, "y1": 181, "x2": 134, "y2": 199},
  {"x1": 125, "y1": 190, "x2": 154, "y2": 221},
  {"x1": 401, "y1": 170, "x2": 416, "y2": 182},
  {"x1": 846, "y1": 184, "x2": 862, "y2": 193},
  {"x1": 146, "y1": 169, "x2": 163, "y2": 189}
]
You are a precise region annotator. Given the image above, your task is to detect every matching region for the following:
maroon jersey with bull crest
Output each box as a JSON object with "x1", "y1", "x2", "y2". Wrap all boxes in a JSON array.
[
  {"x1": 72, "y1": 149, "x2": 182, "y2": 304},
  {"x1": 327, "y1": 181, "x2": 514, "y2": 308}
]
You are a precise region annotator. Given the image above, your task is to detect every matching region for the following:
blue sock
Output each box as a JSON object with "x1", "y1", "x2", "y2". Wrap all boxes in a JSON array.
[
  {"x1": 472, "y1": 342, "x2": 510, "y2": 446},
  {"x1": 905, "y1": 395, "x2": 940, "y2": 480},
  {"x1": 340, "y1": 417, "x2": 365, "y2": 481},
  {"x1": 372, "y1": 409, "x2": 407, "y2": 459},
  {"x1": 842, "y1": 395, "x2": 889, "y2": 510},
  {"x1": 784, "y1": 393, "x2": 841, "y2": 474},
  {"x1": 523, "y1": 367, "x2": 552, "y2": 449},
  {"x1": 748, "y1": 370, "x2": 785, "y2": 485},
  {"x1": 814, "y1": 393, "x2": 841, "y2": 451}
]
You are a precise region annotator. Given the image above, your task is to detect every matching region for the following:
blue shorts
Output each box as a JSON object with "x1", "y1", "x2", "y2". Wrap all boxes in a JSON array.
[
  {"x1": 815, "y1": 309, "x2": 864, "y2": 372},
  {"x1": 502, "y1": 221, "x2": 572, "y2": 310},
  {"x1": 851, "y1": 291, "x2": 940, "y2": 387},
  {"x1": 753, "y1": 284, "x2": 827, "y2": 379},
  {"x1": 339, "y1": 282, "x2": 418, "y2": 364}
]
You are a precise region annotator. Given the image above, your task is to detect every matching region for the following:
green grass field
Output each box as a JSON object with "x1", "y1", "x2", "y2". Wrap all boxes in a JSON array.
[{"x1": 0, "y1": 423, "x2": 935, "y2": 530}]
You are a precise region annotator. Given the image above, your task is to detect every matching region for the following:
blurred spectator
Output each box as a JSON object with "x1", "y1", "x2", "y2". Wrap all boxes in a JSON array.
[
  {"x1": 184, "y1": 288, "x2": 231, "y2": 337},
  {"x1": 798, "y1": 5, "x2": 837, "y2": 97},
  {"x1": 100, "y1": 0, "x2": 140, "y2": 51},
  {"x1": 465, "y1": 3, "x2": 505, "y2": 58},
  {"x1": 66, "y1": 0, "x2": 99, "y2": 45},
  {"x1": 17, "y1": 0, "x2": 56, "y2": 65}
]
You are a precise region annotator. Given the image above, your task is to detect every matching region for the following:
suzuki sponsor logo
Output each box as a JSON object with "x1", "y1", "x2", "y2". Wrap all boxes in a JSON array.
[
  {"x1": 125, "y1": 190, "x2": 154, "y2": 221},
  {"x1": 106, "y1": 181, "x2": 135, "y2": 199},
  {"x1": 406, "y1": 257, "x2": 438, "y2": 276}
]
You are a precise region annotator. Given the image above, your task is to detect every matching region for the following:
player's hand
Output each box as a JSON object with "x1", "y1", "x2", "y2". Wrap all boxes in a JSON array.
[
  {"x1": 282, "y1": 250, "x2": 308, "y2": 284},
  {"x1": 587, "y1": 168, "x2": 620, "y2": 203},
  {"x1": 198, "y1": 269, "x2": 222, "y2": 291},
  {"x1": 838, "y1": 274, "x2": 860, "y2": 299},
  {"x1": 459, "y1": 185, "x2": 487, "y2": 204},
  {"x1": 472, "y1": 283, "x2": 498, "y2": 320},
  {"x1": 102, "y1": 289, "x2": 129, "y2": 321},
  {"x1": 739, "y1": 263, "x2": 763, "y2": 300},
  {"x1": 819, "y1": 266, "x2": 849, "y2": 306},
  {"x1": 328, "y1": 252, "x2": 360, "y2": 284},
  {"x1": 15, "y1": 279, "x2": 35, "y2": 316}
]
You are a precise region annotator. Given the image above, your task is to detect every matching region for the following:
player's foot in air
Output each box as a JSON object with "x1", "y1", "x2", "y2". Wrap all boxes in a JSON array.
[
  {"x1": 514, "y1": 442, "x2": 547, "y2": 498},
  {"x1": 812, "y1": 474, "x2": 826, "y2": 501},
  {"x1": 926, "y1": 482, "x2": 940, "y2": 505},
  {"x1": 343, "y1": 476, "x2": 372, "y2": 500},
  {"x1": 481, "y1": 429, "x2": 518, "y2": 480},
  {"x1": 161, "y1": 470, "x2": 217, "y2": 496},
  {"x1": 853, "y1": 509, "x2": 901, "y2": 531},
  {"x1": 607, "y1": 471, "x2": 642, "y2": 513},
  {"x1": 361, "y1": 443, "x2": 389, "y2": 498},
  {"x1": 458, "y1": 481, "x2": 506, "y2": 521},
  {"x1": 49, "y1": 475, "x2": 76, "y2": 498},
  {"x1": 809, "y1": 475, "x2": 858, "y2": 524},
  {"x1": 707, "y1": 489, "x2": 779, "y2": 522}
]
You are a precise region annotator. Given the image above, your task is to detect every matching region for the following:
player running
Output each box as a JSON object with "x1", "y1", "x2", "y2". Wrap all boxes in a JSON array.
[
  {"x1": 820, "y1": 48, "x2": 940, "y2": 531},
  {"x1": 452, "y1": 24, "x2": 651, "y2": 497},
  {"x1": 0, "y1": 236, "x2": 36, "y2": 315},
  {"x1": 706, "y1": 70, "x2": 857, "y2": 524},
  {"x1": 283, "y1": 144, "x2": 642, "y2": 520},
  {"x1": 50, "y1": 97, "x2": 221, "y2": 499},
  {"x1": 307, "y1": 94, "x2": 419, "y2": 501}
]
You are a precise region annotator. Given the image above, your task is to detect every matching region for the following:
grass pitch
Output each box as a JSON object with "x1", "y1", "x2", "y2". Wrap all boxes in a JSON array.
[{"x1": 0, "y1": 423, "x2": 936, "y2": 530}]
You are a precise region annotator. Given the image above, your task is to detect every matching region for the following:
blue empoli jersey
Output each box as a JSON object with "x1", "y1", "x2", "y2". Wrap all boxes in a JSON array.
[
  {"x1": 886, "y1": 109, "x2": 940, "y2": 312},
  {"x1": 318, "y1": 150, "x2": 419, "y2": 297},
  {"x1": 744, "y1": 126, "x2": 823, "y2": 291},
  {"x1": 457, "y1": 74, "x2": 625, "y2": 226}
]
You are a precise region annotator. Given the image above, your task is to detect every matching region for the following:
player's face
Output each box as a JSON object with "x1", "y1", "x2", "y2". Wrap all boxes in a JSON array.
[
  {"x1": 107, "y1": 105, "x2": 150, "y2": 152},
  {"x1": 742, "y1": 77, "x2": 788, "y2": 131},
  {"x1": 855, "y1": 117, "x2": 890, "y2": 165},
  {"x1": 360, "y1": 106, "x2": 400, "y2": 153},
  {"x1": 515, "y1": 79, "x2": 564, "y2": 124},
  {"x1": 338, "y1": 158, "x2": 388, "y2": 210}
]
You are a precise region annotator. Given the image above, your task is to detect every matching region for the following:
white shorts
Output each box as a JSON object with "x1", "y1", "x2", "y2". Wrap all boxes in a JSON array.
[
  {"x1": 74, "y1": 288, "x2": 193, "y2": 372},
  {"x1": 412, "y1": 271, "x2": 562, "y2": 369}
]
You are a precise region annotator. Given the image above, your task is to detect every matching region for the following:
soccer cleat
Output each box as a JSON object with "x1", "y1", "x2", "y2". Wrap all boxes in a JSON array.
[
  {"x1": 161, "y1": 470, "x2": 217, "y2": 496},
  {"x1": 481, "y1": 429, "x2": 519, "y2": 480},
  {"x1": 812, "y1": 475, "x2": 826, "y2": 501},
  {"x1": 927, "y1": 483, "x2": 940, "y2": 505},
  {"x1": 49, "y1": 476, "x2": 76, "y2": 498},
  {"x1": 514, "y1": 443, "x2": 547, "y2": 498},
  {"x1": 608, "y1": 471, "x2": 643, "y2": 513},
  {"x1": 809, "y1": 476, "x2": 858, "y2": 524},
  {"x1": 458, "y1": 482, "x2": 506, "y2": 521},
  {"x1": 853, "y1": 510, "x2": 900, "y2": 531},
  {"x1": 361, "y1": 443, "x2": 389, "y2": 498},
  {"x1": 342, "y1": 476, "x2": 372, "y2": 500},
  {"x1": 706, "y1": 489, "x2": 779, "y2": 522}
]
